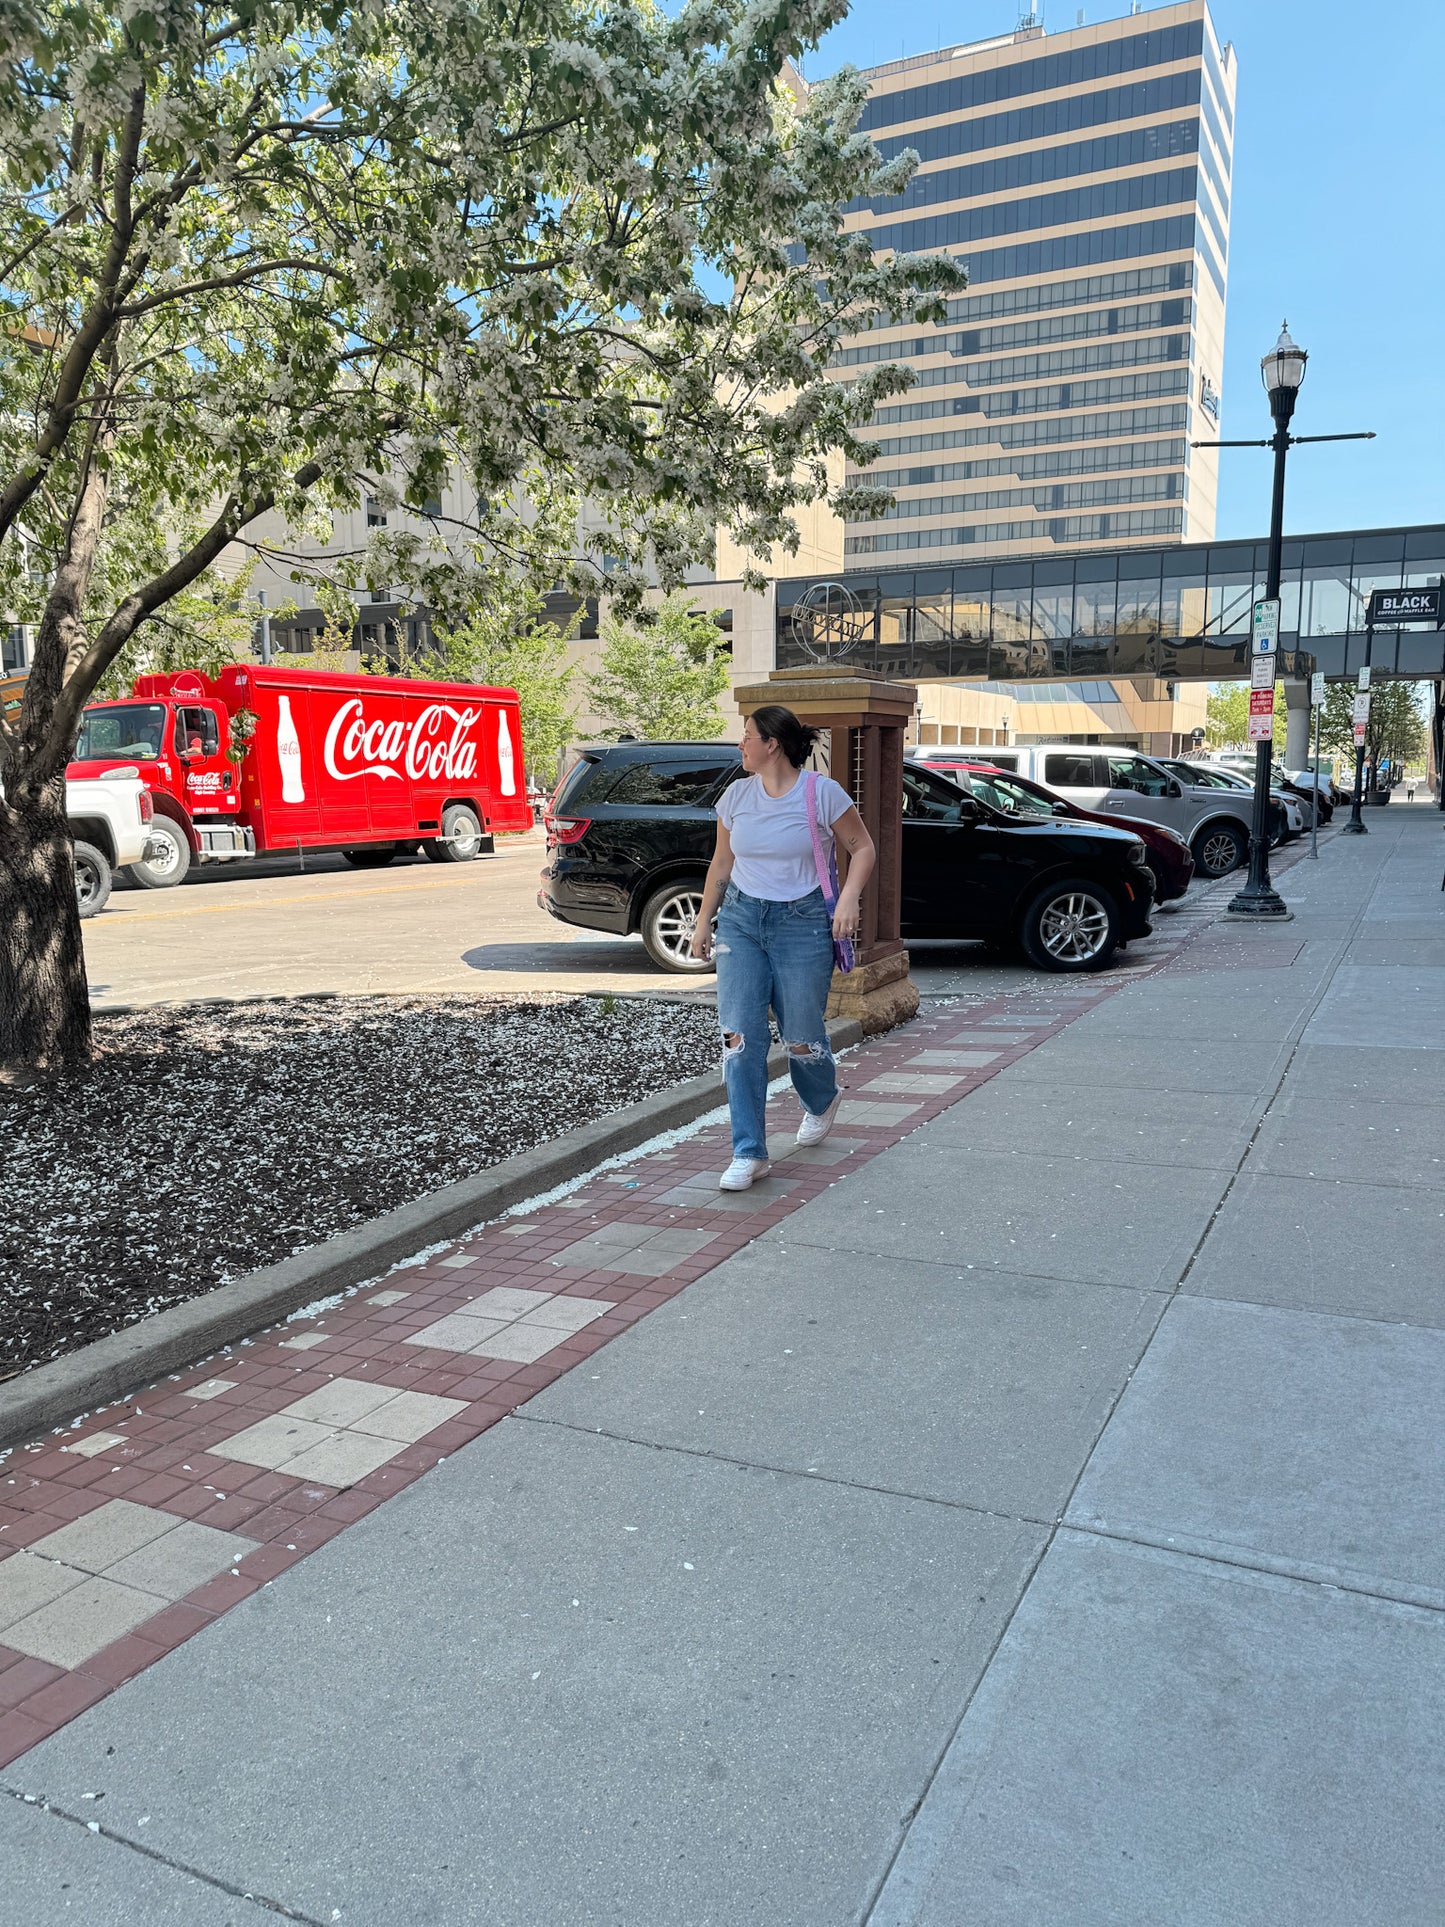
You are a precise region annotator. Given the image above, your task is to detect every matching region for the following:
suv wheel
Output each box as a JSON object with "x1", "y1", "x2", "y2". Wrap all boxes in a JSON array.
[
  {"x1": 74, "y1": 841, "x2": 113, "y2": 919},
  {"x1": 1018, "y1": 877, "x2": 1119, "y2": 973},
  {"x1": 1191, "y1": 822, "x2": 1247, "y2": 878},
  {"x1": 641, "y1": 879, "x2": 711, "y2": 973}
]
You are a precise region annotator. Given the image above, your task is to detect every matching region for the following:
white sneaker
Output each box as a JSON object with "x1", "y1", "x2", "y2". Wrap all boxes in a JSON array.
[
  {"x1": 719, "y1": 1157, "x2": 771, "y2": 1192},
  {"x1": 796, "y1": 1093, "x2": 843, "y2": 1147}
]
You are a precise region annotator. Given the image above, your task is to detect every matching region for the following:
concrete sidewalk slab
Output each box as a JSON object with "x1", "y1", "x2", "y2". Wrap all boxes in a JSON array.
[
  {"x1": 922, "y1": 1079, "x2": 1258, "y2": 1172},
  {"x1": 1183, "y1": 1172, "x2": 1445, "y2": 1327},
  {"x1": 1345, "y1": 937, "x2": 1445, "y2": 968},
  {"x1": 1061, "y1": 991, "x2": 1320, "y2": 1043},
  {"x1": 1304, "y1": 966, "x2": 1445, "y2": 1048},
  {"x1": 525, "y1": 1240, "x2": 1161, "y2": 1519},
  {"x1": 0, "y1": 1795, "x2": 278, "y2": 1926},
  {"x1": 9, "y1": 1421, "x2": 1042, "y2": 1927},
  {"x1": 770, "y1": 1140, "x2": 1224, "y2": 1292},
  {"x1": 1068, "y1": 1296, "x2": 1445, "y2": 1605},
  {"x1": 993, "y1": 1034, "x2": 1289, "y2": 1094},
  {"x1": 1275, "y1": 1045, "x2": 1445, "y2": 1106},
  {"x1": 867, "y1": 1530, "x2": 1445, "y2": 1927},
  {"x1": 1248, "y1": 1098, "x2": 1445, "y2": 1190}
]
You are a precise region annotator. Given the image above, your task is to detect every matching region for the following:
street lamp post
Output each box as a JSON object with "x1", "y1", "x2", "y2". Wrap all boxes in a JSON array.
[
  {"x1": 1191, "y1": 325, "x2": 1375, "y2": 916},
  {"x1": 1228, "y1": 325, "x2": 1306, "y2": 917},
  {"x1": 1341, "y1": 620, "x2": 1374, "y2": 833}
]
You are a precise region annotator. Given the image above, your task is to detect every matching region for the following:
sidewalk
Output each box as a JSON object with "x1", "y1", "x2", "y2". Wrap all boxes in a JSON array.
[{"x1": 3, "y1": 812, "x2": 1442, "y2": 1925}]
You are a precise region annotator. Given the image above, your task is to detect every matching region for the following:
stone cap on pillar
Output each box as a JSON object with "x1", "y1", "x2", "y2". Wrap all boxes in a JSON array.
[{"x1": 735, "y1": 665, "x2": 917, "y2": 729}]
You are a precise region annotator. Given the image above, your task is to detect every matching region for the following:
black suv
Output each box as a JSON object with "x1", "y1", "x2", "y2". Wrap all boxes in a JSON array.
[{"x1": 539, "y1": 741, "x2": 1155, "y2": 974}]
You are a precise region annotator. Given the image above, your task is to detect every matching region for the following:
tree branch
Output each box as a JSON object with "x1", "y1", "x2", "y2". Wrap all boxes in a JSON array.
[
  {"x1": 31, "y1": 461, "x2": 318, "y2": 784},
  {"x1": 0, "y1": 83, "x2": 145, "y2": 550}
]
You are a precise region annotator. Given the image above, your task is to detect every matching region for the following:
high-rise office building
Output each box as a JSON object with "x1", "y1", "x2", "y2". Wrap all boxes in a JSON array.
[{"x1": 837, "y1": 0, "x2": 1234, "y2": 564}]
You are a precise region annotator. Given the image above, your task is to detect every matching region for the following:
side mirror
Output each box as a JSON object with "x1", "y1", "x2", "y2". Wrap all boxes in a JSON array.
[
  {"x1": 1052, "y1": 800, "x2": 1070, "y2": 816},
  {"x1": 1168, "y1": 779, "x2": 1183, "y2": 798}
]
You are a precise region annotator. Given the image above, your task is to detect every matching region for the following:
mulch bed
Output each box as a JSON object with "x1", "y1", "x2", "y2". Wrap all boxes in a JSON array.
[{"x1": 0, "y1": 995, "x2": 720, "y2": 1375}]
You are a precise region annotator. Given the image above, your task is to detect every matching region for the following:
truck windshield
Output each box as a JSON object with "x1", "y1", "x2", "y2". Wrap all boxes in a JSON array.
[{"x1": 75, "y1": 703, "x2": 167, "y2": 761}]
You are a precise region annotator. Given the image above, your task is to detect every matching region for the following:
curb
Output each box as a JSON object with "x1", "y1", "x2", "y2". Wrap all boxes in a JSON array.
[{"x1": 0, "y1": 1018, "x2": 863, "y2": 1453}]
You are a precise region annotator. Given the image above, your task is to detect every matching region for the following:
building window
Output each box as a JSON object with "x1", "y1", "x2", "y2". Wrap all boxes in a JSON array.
[
  {"x1": 866, "y1": 69, "x2": 1203, "y2": 175},
  {"x1": 366, "y1": 497, "x2": 388, "y2": 527},
  {"x1": 858, "y1": 167, "x2": 1200, "y2": 262},
  {"x1": 857, "y1": 121, "x2": 1201, "y2": 221},
  {"x1": 859, "y1": 20, "x2": 1205, "y2": 135},
  {"x1": 2, "y1": 624, "x2": 28, "y2": 673}
]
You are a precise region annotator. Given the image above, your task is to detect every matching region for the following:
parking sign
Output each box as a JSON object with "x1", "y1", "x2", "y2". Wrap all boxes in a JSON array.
[{"x1": 1251, "y1": 600, "x2": 1279, "y2": 655}]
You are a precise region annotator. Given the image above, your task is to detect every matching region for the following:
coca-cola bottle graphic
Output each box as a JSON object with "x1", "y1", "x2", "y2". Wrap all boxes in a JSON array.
[
  {"x1": 276, "y1": 695, "x2": 306, "y2": 803},
  {"x1": 497, "y1": 710, "x2": 517, "y2": 796}
]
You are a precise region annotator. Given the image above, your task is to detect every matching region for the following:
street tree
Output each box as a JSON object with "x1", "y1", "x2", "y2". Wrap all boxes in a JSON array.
[
  {"x1": 1319, "y1": 681, "x2": 1426, "y2": 785},
  {"x1": 588, "y1": 594, "x2": 731, "y2": 741},
  {"x1": 0, "y1": 0, "x2": 963, "y2": 1081},
  {"x1": 1205, "y1": 680, "x2": 1288, "y2": 750},
  {"x1": 429, "y1": 588, "x2": 582, "y2": 784}
]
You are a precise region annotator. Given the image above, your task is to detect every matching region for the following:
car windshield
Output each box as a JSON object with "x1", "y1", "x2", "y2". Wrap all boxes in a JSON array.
[
  {"x1": 965, "y1": 771, "x2": 1053, "y2": 819},
  {"x1": 74, "y1": 703, "x2": 166, "y2": 761}
]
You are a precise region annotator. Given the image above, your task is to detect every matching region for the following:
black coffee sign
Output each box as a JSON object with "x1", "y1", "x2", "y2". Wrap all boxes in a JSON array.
[{"x1": 1366, "y1": 586, "x2": 1442, "y2": 624}]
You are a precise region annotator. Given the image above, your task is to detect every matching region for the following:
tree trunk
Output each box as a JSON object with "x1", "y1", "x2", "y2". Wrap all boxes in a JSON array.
[{"x1": 0, "y1": 775, "x2": 92, "y2": 1085}]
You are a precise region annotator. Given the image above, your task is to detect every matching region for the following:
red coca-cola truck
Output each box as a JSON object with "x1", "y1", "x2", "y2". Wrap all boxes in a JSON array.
[{"x1": 67, "y1": 665, "x2": 529, "y2": 886}]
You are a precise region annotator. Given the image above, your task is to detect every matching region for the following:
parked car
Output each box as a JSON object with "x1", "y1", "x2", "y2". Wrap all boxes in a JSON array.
[
  {"x1": 1283, "y1": 767, "x2": 1340, "y2": 814},
  {"x1": 539, "y1": 741, "x2": 1155, "y2": 974},
  {"x1": 918, "y1": 756, "x2": 1195, "y2": 904},
  {"x1": 1165, "y1": 760, "x2": 1308, "y2": 838},
  {"x1": 1194, "y1": 753, "x2": 1330, "y2": 824},
  {"x1": 945, "y1": 743, "x2": 1261, "y2": 881}
]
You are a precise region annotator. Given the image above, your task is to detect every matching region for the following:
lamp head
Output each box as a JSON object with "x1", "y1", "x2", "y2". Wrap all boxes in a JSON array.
[{"x1": 1261, "y1": 322, "x2": 1307, "y2": 398}]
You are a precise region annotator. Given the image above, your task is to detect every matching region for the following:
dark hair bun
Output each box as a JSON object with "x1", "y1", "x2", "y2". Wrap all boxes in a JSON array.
[{"x1": 751, "y1": 704, "x2": 821, "y2": 769}]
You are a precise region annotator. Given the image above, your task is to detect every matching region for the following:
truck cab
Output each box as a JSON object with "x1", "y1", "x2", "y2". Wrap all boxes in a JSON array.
[{"x1": 69, "y1": 681, "x2": 245, "y2": 885}]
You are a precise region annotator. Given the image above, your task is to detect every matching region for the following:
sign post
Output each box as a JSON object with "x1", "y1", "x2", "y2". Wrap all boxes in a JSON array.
[
  {"x1": 1345, "y1": 587, "x2": 1445, "y2": 830},
  {"x1": 1308, "y1": 669, "x2": 1325, "y2": 859},
  {"x1": 1343, "y1": 623, "x2": 1376, "y2": 835}
]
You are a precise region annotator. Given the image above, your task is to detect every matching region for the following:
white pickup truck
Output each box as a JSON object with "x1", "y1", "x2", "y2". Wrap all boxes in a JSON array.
[{"x1": 66, "y1": 771, "x2": 156, "y2": 917}]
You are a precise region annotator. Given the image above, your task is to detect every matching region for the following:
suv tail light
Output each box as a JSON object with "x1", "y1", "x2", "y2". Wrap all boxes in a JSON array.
[
  {"x1": 545, "y1": 815, "x2": 590, "y2": 849},
  {"x1": 138, "y1": 787, "x2": 154, "y2": 823}
]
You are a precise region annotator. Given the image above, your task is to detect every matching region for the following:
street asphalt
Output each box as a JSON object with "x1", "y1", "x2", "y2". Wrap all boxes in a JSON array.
[
  {"x1": 83, "y1": 822, "x2": 1122, "y2": 1010},
  {"x1": 9, "y1": 806, "x2": 1443, "y2": 1924}
]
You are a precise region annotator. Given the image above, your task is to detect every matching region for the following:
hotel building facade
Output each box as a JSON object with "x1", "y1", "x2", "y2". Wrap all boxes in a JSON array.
[{"x1": 837, "y1": 0, "x2": 1235, "y2": 565}]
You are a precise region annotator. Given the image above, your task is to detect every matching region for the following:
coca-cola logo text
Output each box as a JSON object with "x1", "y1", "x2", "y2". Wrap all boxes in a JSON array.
[{"x1": 322, "y1": 699, "x2": 480, "y2": 785}]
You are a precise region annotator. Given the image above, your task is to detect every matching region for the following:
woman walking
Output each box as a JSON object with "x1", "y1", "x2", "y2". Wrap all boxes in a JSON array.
[{"x1": 690, "y1": 705, "x2": 875, "y2": 1190}]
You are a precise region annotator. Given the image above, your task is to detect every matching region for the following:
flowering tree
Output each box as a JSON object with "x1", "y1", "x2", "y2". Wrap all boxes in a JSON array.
[{"x1": 0, "y1": 0, "x2": 961, "y2": 1081}]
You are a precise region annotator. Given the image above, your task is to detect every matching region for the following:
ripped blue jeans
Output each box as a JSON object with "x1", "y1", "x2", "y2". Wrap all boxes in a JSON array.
[{"x1": 715, "y1": 884, "x2": 838, "y2": 1161}]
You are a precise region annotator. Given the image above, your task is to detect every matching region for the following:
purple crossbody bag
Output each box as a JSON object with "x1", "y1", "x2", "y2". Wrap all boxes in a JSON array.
[{"x1": 804, "y1": 772, "x2": 855, "y2": 974}]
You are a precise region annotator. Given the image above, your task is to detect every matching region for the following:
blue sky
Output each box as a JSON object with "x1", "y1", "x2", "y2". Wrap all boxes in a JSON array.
[{"x1": 802, "y1": 0, "x2": 1445, "y2": 541}]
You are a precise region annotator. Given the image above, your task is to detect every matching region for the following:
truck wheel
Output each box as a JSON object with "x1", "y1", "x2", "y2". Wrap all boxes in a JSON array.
[
  {"x1": 425, "y1": 803, "x2": 484, "y2": 863},
  {"x1": 1018, "y1": 876, "x2": 1119, "y2": 974},
  {"x1": 1190, "y1": 822, "x2": 1246, "y2": 878},
  {"x1": 74, "y1": 841, "x2": 113, "y2": 919},
  {"x1": 641, "y1": 878, "x2": 712, "y2": 973},
  {"x1": 342, "y1": 846, "x2": 397, "y2": 868},
  {"x1": 123, "y1": 816, "x2": 191, "y2": 889}
]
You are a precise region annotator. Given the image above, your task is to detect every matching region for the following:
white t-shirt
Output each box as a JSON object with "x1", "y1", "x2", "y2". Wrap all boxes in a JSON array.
[{"x1": 716, "y1": 771, "x2": 853, "y2": 902}]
